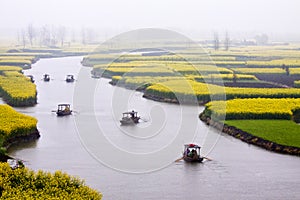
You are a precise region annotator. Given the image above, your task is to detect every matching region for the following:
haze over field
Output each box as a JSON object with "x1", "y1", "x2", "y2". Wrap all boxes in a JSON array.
[{"x1": 0, "y1": 0, "x2": 299, "y2": 41}]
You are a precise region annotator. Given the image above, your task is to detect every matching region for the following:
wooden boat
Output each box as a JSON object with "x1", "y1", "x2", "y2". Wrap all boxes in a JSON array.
[
  {"x1": 183, "y1": 144, "x2": 204, "y2": 163},
  {"x1": 91, "y1": 74, "x2": 101, "y2": 79},
  {"x1": 120, "y1": 110, "x2": 140, "y2": 125},
  {"x1": 66, "y1": 75, "x2": 75, "y2": 82},
  {"x1": 56, "y1": 104, "x2": 72, "y2": 116},
  {"x1": 43, "y1": 74, "x2": 50, "y2": 82},
  {"x1": 27, "y1": 75, "x2": 35, "y2": 83}
]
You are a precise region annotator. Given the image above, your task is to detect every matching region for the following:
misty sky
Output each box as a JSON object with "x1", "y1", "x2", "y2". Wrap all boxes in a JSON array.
[{"x1": 1, "y1": 0, "x2": 299, "y2": 41}]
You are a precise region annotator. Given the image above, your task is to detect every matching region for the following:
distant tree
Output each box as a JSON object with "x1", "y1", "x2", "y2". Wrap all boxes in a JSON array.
[
  {"x1": 282, "y1": 64, "x2": 290, "y2": 76},
  {"x1": 214, "y1": 32, "x2": 219, "y2": 50},
  {"x1": 87, "y1": 28, "x2": 98, "y2": 44},
  {"x1": 57, "y1": 26, "x2": 66, "y2": 47},
  {"x1": 21, "y1": 29, "x2": 27, "y2": 49},
  {"x1": 50, "y1": 25, "x2": 58, "y2": 46},
  {"x1": 16, "y1": 31, "x2": 20, "y2": 45},
  {"x1": 71, "y1": 30, "x2": 76, "y2": 43},
  {"x1": 81, "y1": 27, "x2": 86, "y2": 45},
  {"x1": 233, "y1": 71, "x2": 237, "y2": 83},
  {"x1": 210, "y1": 74, "x2": 214, "y2": 84},
  {"x1": 40, "y1": 25, "x2": 51, "y2": 47},
  {"x1": 255, "y1": 34, "x2": 268, "y2": 45},
  {"x1": 27, "y1": 24, "x2": 35, "y2": 47},
  {"x1": 224, "y1": 31, "x2": 230, "y2": 51}
]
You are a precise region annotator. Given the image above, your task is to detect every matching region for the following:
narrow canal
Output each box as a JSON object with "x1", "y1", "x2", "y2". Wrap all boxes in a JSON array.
[{"x1": 8, "y1": 56, "x2": 300, "y2": 200}]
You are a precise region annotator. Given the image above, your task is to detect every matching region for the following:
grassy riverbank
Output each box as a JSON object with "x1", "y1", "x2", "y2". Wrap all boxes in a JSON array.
[{"x1": 225, "y1": 120, "x2": 300, "y2": 148}]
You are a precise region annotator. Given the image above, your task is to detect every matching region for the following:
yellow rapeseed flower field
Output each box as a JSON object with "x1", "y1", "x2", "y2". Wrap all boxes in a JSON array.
[
  {"x1": 205, "y1": 98, "x2": 300, "y2": 120},
  {"x1": 0, "y1": 163, "x2": 102, "y2": 199},
  {"x1": 0, "y1": 70, "x2": 37, "y2": 106},
  {"x1": 145, "y1": 80, "x2": 300, "y2": 102},
  {"x1": 0, "y1": 104, "x2": 37, "y2": 139}
]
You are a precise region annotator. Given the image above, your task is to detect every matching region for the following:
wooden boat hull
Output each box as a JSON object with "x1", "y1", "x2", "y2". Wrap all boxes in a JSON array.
[
  {"x1": 183, "y1": 156, "x2": 204, "y2": 163},
  {"x1": 66, "y1": 79, "x2": 74, "y2": 82},
  {"x1": 56, "y1": 110, "x2": 72, "y2": 116},
  {"x1": 120, "y1": 117, "x2": 139, "y2": 125}
]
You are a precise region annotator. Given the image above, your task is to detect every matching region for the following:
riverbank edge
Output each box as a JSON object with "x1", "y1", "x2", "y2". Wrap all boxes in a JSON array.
[
  {"x1": 0, "y1": 128, "x2": 40, "y2": 162},
  {"x1": 199, "y1": 113, "x2": 300, "y2": 156},
  {"x1": 142, "y1": 93, "x2": 211, "y2": 105}
]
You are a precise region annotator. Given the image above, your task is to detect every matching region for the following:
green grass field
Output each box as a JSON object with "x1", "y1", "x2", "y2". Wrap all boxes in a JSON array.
[{"x1": 225, "y1": 120, "x2": 300, "y2": 148}]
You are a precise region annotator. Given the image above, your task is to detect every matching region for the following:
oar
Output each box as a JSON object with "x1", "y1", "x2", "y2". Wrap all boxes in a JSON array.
[
  {"x1": 139, "y1": 118, "x2": 148, "y2": 122},
  {"x1": 202, "y1": 156, "x2": 213, "y2": 161},
  {"x1": 175, "y1": 156, "x2": 183, "y2": 162},
  {"x1": 72, "y1": 110, "x2": 79, "y2": 114}
]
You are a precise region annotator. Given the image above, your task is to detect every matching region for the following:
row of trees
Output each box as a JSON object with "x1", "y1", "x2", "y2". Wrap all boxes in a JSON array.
[
  {"x1": 213, "y1": 32, "x2": 230, "y2": 51},
  {"x1": 17, "y1": 24, "x2": 98, "y2": 48}
]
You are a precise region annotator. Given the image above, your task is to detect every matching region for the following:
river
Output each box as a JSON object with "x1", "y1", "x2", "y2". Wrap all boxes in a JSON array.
[{"x1": 7, "y1": 56, "x2": 300, "y2": 199}]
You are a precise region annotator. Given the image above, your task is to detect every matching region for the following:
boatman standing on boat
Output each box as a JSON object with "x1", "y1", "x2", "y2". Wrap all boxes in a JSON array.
[{"x1": 131, "y1": 110, "x2": 135, "y2": 118}]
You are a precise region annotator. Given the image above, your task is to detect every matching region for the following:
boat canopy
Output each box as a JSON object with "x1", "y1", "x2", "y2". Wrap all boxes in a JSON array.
[
  {"x1": 122, "y1": 111, "x2": 138, "y2": 117},
  {"x1": 123, "y1": 111, "x2": 138, "y2": 115},
  {"x1": 184, "y1": 144, "x2": 201, "y2": 149},
  {"x1": 57, "y1": 104, "x2": 71, "y2": 110}
]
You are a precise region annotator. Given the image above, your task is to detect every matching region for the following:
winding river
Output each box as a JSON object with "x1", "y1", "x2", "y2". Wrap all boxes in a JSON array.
[{"x1": 7, "y1": 56, "x2": 300, "y2": 200}]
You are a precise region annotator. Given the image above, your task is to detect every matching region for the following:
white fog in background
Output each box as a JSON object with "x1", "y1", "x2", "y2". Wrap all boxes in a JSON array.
[{"x1": 0, "y1": 0, "x2": 299, "y2": 41}]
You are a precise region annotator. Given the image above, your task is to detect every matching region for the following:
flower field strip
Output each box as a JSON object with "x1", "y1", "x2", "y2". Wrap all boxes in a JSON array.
[
  {"x1": 246, "y1": 59, "x2": 300, "y2": 67},
  {"x1": 145, "y1": 80, "x2": 300, "y2": 102},
  {"x1": 95, "y1": 61, "x2": 234, "y2": 76},
  {"x1": 112, "y1": 76, "x2": 188, "y2": 88},
  {"x1": 0, "y1": 70, "x2": 37, "y2": 106},
  {"x1": 113, "y1": 74, "x2": 257, "y2": 88},
  {"x1": 289, "y1": 68, "x2": 300, "y2": 75},
  {"x1": 294, "y1": 80, "x2": 300, "y2": 88},
  {"x1": 232, "y1": 67, "x2": 300, "y2": 75},
  {"x1": 94, "y1": 61, "x2": 166, "y2": 69},
  {"x1": 88, "y1": 53, "x2": 244, "y2": 68},
  {"x1": 0, "y1": 66, "x2": 22, "y2": 73},
  {"x1": 103, "y1": 66, "x2": 176, "y2": 77},
  {"x1": 205, "y1": 98, "x2": 300, "y2": 120},
  {"x1": 168, "y1": 63, "x2": 233, "y2": 74},
  {"x1": 0, "y1": 104, "x2": 37, "y2": 141},
  {"x1": 0, "y1": 59, "x2": 32, "y2": 68},
  {"x1": 0, "y1": 56, "x2": 36, "y2": 62},
  {"x1": 211, "y1": 49, "x2": 300, "y2": 59},
  {"x1": 0, "y1": 163, "x2": 102, "y2": 199},
  {"x1": 232, "y1": 68, "x2": 286, "y2": 75},
  {"x1": 191, "y1": 74, "x2": 257, "y2": 82}
]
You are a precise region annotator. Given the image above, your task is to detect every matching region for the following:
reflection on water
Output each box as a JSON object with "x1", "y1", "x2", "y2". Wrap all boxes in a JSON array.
[
  {"x1": 7, "y1": 56, "x2": 300, "y2": 200},
  {"x1": 8, "y1": 140, "x2": 38, "y2": 153}
]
